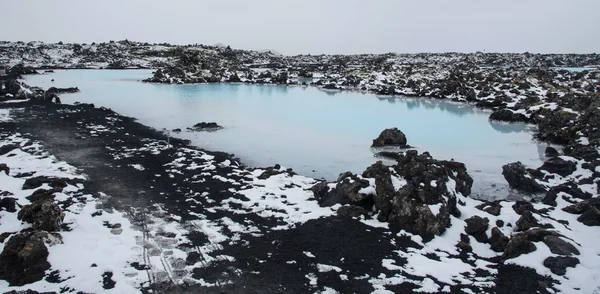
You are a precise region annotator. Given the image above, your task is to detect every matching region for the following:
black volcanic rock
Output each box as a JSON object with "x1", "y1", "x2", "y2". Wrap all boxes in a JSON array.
[{"x1": 371, "y1": 128, "x2": 408, "y2": 147}]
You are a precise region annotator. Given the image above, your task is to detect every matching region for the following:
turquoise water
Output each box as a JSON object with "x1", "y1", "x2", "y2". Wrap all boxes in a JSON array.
[{"x1": 23, "y1": 70, "x2": 549, "y2": 199}]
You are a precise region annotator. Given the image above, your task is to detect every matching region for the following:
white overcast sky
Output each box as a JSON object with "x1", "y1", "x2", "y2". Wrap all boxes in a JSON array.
[{"x1": 2, "y1": 0, "x2": 598, "y2": 55}]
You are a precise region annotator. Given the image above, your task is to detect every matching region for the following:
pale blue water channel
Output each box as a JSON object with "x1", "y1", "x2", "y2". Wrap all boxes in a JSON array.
[{"x1": 23, "y1": 70, "x2": 551, "y2": 200}]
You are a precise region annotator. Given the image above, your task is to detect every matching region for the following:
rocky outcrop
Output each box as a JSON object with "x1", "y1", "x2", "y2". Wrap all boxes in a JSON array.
[
  {"x1": 502, "y1": 162, "x2": 546, "y2": 194},
  {"x1": 17, "y1": 199, "x2": 64, "y2": 231},
  {"x1": 367, "y1": 151, "x2": 471, "y2": 240},
  {"x1": 371, "y1": 128, "x2": 408, "y2": 148}
]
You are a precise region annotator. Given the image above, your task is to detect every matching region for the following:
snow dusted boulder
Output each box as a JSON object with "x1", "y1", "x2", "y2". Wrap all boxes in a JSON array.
[
  {"x1": 502, "y1": 162, "x2": 546, "y2": 194},
  {"x1": 311, "y1": 171, "x2": 372, "y2": 207},
  {"x1": 543, "y1": 182, "x2": 592, "y2": 206},
  {"x1": 538, "y1": 157, "x2": 577, "y2": 177},
  {"x1": 543, "y1": 256, "x2": 579, "y2": 276},
  {"x1": 371, "y1": 128, "x2": 408, "y2": 148},
  {"x1": 0, "y1": 231, "x2": 61, "y2": 286},
  {"x1": 17, "y1": 199, "x2": 64, "y2": 231}
]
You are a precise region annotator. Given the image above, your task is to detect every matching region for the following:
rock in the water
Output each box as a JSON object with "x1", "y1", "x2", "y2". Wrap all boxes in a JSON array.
[
  {"x1": 464, "y1": 216, "x2": 489, "y2": 243},
  {"x1": 187, "y1": 122, "x2": 223, "y2": 132},
  {"x1": 489, "y1": 109, "x2": 528, "y2": 122},
  {"x1": 543, "y1": 256, "x2": 579, "y2": 275},
  {"x1": 17, "y1": 199, "x2": 64, "y2": 231},
  {"x1": 543, "y1": 235, "x2": 579, "y2": 256},
  {"x1": 489, "y1": 227, "x2": 510, "y2": 252},
  {"x1": 0, "y1": 231, "x2": 61, "y2": 286},
  {"x1": 538, "y1": 157, "x2": 577, "y2": 177},
  {"x1": 503, "y1": 233, "x2": 537, "y2": 259},
  {"x1": 502, "y1": 162, "x2": 545, "y2": 194},
  {"x1": 371, "y1": 128, "x2": 408, "y2": 147}
]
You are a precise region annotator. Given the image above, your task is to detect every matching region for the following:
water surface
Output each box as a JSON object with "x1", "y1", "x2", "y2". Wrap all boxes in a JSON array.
[{"x1": 23, "y1": 70, "x2": 550, "y2": 200}]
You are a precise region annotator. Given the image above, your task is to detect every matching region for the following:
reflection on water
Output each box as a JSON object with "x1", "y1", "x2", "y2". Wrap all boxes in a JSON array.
[{"x1": 23, "y1": 70, "x2": 550, "y2": 199}]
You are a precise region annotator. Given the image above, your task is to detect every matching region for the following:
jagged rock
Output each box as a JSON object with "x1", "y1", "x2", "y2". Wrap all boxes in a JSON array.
[
  {"x1": 489, "y1": 227, "x2": 510, "y2": 252},
  {"x1": 361, "y1": 151, "x2": 473, "y2": 241},
  {"x1": 0, "y1": 197, "x2": 18, "y2": 212},
  {"x1": 17, "y1": 199, "x2": 64, "y2": 231},
  {"x1": 512, "y1": 201, "x2": 535, "y2": 215},
  {"x1": 371, "y1": 128, "x2": 408, "y2": 147},
  {"x1": 171, "y1": 128, "x2": 182, "y2": 132},
  {"x1": 538, "y1": 157, "x2": 577, "y2": 177},
  {"x1": 464, "y1": 216, "x2": 489, "y2": 243},
  {"x1": 362, "y1": 161, "x2": 396, "y2": 221},
  {"x1": 489, "y1": 109, "x2": 528, "y2": 122},
  {"x1": 503, "y1": 233, "x2": 537, "y2": 259},
  {"x1": 0, "y1": 231, "x2": 61, "y2": 286},
  {"x1": 545, "y1": 146, "x2": 559, "y2": 157},
  {"x1": 543, "y1": 256, "x2": 579, "y2": 275},
  {"x1": 187, "y1": 122, "x2": 223, "y2": 132},
  {"x1": 543, "y1": 235, "x2": 579, "y2": 256},
  {"x1": 502, "y1": 162, "x2": 545, "y2": 194}
]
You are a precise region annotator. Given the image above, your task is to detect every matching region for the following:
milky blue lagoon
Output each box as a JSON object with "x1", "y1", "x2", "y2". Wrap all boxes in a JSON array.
[{"x1": 23, "y1": 70, "x2": 551, "y2": 200}]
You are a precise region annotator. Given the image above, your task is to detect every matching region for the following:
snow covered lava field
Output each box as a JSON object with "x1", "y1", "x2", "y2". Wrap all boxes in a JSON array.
[{"x1": 0, "y1": 41, "x2": 600, "y2": 293}]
